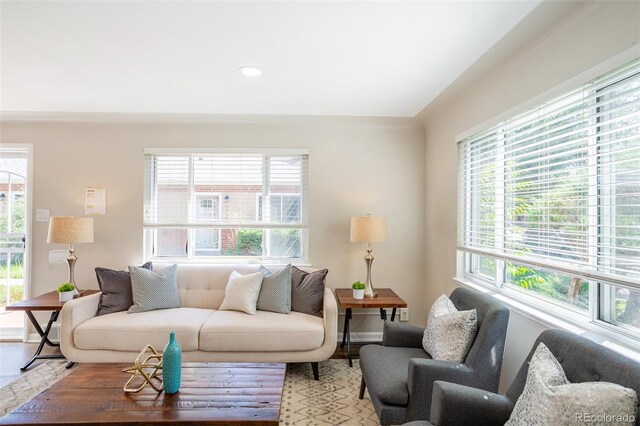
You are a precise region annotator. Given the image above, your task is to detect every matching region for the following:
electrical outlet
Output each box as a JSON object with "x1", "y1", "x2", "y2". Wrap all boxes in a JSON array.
[{"x1": 400, "y1": 308, "x2": 409, "y2": 322}]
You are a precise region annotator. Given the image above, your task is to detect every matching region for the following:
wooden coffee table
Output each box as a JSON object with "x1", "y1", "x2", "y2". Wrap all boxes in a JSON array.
[{"x1": 0, "y1": 362, "x2": 286, "y2": 425}]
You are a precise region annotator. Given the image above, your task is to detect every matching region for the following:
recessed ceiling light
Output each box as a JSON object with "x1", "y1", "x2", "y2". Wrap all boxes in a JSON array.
[{"x1": 238, "y1": 66, "x2": 262, "y2": 77}]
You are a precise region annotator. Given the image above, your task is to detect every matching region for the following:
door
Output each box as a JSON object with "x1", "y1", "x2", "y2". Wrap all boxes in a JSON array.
[{"x1": 0, "y1": 146, "x2": 30, "y2": 340}]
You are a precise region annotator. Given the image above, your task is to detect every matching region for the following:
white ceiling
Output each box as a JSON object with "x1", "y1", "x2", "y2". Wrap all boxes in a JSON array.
[{"x1": 0, "y1": 1, "x2": 541, "y2": 117}]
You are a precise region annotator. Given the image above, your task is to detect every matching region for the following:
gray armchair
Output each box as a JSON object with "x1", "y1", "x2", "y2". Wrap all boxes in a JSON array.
[
  {"x1": 418, "y1": 329, "x2": 640, "y2": 426},
  {"x1": 358, "y1": 287, "x2": 510, "y2": 425}
]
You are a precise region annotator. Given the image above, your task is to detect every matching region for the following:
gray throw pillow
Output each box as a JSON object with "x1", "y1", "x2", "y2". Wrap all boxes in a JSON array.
[
  {"x1": 506, "y1": 342, "x2": 638, "y2": 426},
  {"x1": 95, "y1": 262, "x2": 152, "y2": 316},
  {"x1": 422, "y1": 294, "x2": 477, "y2": 362},
  {"x1": 291, "y1": 266, "x2": 328, "y2": 317},
  {"x1": 128, "y1": 264, "x2": 180, "y2": 314},
  {"x1": 257, "y1": 264, "x2": 292, "y2": 314}
]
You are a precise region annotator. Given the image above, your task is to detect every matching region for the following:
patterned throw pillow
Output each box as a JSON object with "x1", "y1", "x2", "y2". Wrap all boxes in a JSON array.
[
  {"x1": 422, "y1": 294, "x2": 477, "y2": 362},
  {"x1": 505, "y1": 343, "x2": 638, "y2": 426},
  {"x1": 219, "y1": 271, "x2": 264, "y2": 315},
  {"x1": 257, "y1": 265, "x2": 292, "y2": 314},
  {"x1": 95, "y1": 262, "x2": 152, "y2": 316},
  {"x1": 127, "y1": 264, "x2": 180, "y2": 314}
]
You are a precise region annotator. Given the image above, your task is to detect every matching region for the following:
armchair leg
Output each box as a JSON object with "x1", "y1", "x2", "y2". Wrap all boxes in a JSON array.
[
  {"x1": 311, "y1": 362, "x2": 319, "y2": 381},
  {"x1": 359, "y1": 377, "x2": 366, "y2": 399}
]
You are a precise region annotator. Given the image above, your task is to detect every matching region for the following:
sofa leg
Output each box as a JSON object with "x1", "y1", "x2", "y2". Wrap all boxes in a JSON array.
[
  {"x1": 359, "y1": 377, "x2": 366, "y2": 399},
  {"x1": 311, "y1": 362, "x2": 319, "y2": 380}
]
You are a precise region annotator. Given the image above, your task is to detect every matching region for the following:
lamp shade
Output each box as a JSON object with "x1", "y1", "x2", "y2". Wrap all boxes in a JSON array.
[
  {"x1": 47, "y1": 216, "x2": 94, "y2": 244},
  {"x1": 350, "y1": 215, "x2": 387, "y2": 243}
]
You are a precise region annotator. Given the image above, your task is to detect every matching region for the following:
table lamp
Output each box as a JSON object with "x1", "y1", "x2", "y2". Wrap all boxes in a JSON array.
[
  {"x1": 47, "y1": 216, "x2": 94, "y2": 295},
  {"x1": 350, "y1": 214, "x2": 387, "y2": 298}
]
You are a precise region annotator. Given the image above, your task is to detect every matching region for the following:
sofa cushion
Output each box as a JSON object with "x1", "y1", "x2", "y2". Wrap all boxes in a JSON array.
[
  {"x1": 257, "y1": 264, "x2": 292, "y2": 314},
  {"x1": 291, "y1": 266, "x2": 327, "y2": 317},
  {"x1": 128, "y1": 264, "x2": 180, "y2": 314},
  {"x1": 218, "y1": 271, "x2": 264, "y2": 315},
  {"x1": 75, "y1": 307, "x2": 213, "y2": 352},
  {"x1": 95, "y1": 262, "x2": 152, "y2": 316},
  {"x1": 199, "y1": 309, "x2": 324, "y2": 352},
  {"x1": 359, "y1": 344, "x2": 431, "y2": 406}
]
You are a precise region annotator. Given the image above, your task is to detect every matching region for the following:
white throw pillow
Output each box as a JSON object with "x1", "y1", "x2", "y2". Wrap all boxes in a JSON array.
[
  {"x1": 506, "y1": 342, "x2": 637, "y2": 426},
  {"x1": 422, "y1": 294, "x2": 477, "y2": 362},
  {"x1": 218, "y1": 271, "x2": 264, "y2": 315}
]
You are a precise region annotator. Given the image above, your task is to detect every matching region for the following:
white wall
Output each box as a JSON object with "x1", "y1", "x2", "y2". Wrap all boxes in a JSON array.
[
  {"x1": 0, "y1": 114, "x2": 426, "y2": 335},
  {"x1": 418, "y1": 1, "x2": 640, "y2": 390}
]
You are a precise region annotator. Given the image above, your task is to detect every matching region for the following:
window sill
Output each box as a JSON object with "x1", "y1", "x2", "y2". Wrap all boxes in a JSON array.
[
  {"x1": 453, "y1": 276, "x2": 640, "y2": 363},
  {"x1": 150, "y1": 257, "x2": 311, "y2": 267}
]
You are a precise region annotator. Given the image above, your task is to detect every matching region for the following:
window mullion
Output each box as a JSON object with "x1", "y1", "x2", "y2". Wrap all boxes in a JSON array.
[
  {"x1": 262, "y1": 155, "x2": 270, "y2": 258},
  {"x1": 587, "y1": 85, "x2": 600, "y2": 324},
  {"x1": 495, "y1": 129, "x2": 506, "y2": 287},
  {"x1": 187, "y1": 154, "x2": 195, "y2": 259}
]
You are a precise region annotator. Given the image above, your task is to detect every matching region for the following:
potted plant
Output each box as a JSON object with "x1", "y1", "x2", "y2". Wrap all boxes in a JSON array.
[
  {"x1": 352, "y1": 281, "x2": 365, "y2": 299},
  {"x1": 57, "y1": 282, "x2": 75, "y2": 302}
]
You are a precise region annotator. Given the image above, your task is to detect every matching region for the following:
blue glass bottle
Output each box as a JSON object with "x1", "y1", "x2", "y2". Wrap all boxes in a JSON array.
[{"x1": 163, "y1": 331, "x2": 182, "y2": 394}]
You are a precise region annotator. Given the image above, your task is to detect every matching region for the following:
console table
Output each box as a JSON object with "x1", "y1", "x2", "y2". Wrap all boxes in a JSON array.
[
  {"x1": 334, "y1": 288, "x2": 407, "y2": 367},
  {"x1": 5, "y1": 290, "x2": 99, "y2": 370}
]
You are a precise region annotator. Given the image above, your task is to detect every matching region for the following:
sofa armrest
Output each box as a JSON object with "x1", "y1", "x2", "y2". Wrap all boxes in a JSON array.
[
  {"x1": 322, "y1": 288, "x2": 338, "y2": 354},
  {"x1": 406, "y1": 358, "x2": 485, "y2": 422},
  {"x1": 430, "y1": 381, "x2": 513, "y2": 426},
  {"x1": 382, "y1": 320, "x2": 424, "y2": 348},
  {"x1": 60, "y1": 292, "x2": 100, "y2": 359}
]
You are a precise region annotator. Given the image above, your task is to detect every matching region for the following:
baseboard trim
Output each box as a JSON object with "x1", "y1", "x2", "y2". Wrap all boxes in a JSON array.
[
  {"x1": 27, "y1": 323, "x2": 60, "y2": 343},
  {"x1": 337, "y1": 331, "x2": 382, "y2": 343}
]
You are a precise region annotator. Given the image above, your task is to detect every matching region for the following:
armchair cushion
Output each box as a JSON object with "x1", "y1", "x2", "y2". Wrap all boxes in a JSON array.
[
  {"x1": 430, "y1": 381, "x2": 512, "y2": 426},
  {"x1": 359, "y1": 344, "x2": 430, "y2": 405},
  {"x1": 505, "y1": 342, "x2": 638, "y2": 426},
  {"x1": 422, "y1": 294, "x2": 477, "y2": 362}
]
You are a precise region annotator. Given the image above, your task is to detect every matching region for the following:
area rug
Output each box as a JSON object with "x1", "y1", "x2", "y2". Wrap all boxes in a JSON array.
[
  {"x1": 0, "y1": 360, "x2": 74, "y2": 418},
  {"x1": 0, "y1": 359, "x2": 378, "y2": 425}
]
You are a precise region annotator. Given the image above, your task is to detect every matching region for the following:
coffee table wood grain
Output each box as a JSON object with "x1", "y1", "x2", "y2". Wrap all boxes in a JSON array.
[{"x1": 0, "y1": 362, "x2": 286, "y2": 425}]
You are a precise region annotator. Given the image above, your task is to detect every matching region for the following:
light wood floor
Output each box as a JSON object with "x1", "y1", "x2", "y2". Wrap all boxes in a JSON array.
[{"x1": 0, "y1": 341, "x2": 367, "y2": 388}]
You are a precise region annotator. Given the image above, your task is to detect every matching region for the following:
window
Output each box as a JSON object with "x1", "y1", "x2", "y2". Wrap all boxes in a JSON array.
[
  {"x1": 458, "y1": 58, "x2": 640, "y2": 337},
  {"x1": 144, "y1": 150, "x2": 308, "y2": 261}
]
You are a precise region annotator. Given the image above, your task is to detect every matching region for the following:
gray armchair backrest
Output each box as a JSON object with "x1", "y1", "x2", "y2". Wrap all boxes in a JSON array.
[
  {"x1": 449, "y1": 287, "x2": 510, "y2": 392},
  {"x1": 506, "y1": 329, "x2": 640, "y2": 425}
]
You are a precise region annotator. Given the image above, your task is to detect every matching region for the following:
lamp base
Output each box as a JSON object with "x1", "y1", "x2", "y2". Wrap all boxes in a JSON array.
[
  {"x1": 66, "y1": 249, "x2": 82, "y2": 296},
  {"x1": 363, "y1": 247, "x2": 378, "y2": 298}
]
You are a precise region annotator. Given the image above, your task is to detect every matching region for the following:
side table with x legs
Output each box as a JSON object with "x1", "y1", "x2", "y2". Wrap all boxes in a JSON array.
[
  {"x1": 334, "y1": 288, "x2": 408, "y2": 367},
  {"x1": 5, "y1": 290, "x2": 99, "y2": 370}
]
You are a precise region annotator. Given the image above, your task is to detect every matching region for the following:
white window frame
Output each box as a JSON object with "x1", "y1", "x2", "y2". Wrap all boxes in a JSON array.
[
  {"x1": 143, "y1": 148, "x2": 309, "y2": 264},
  {"x1": 455, "y1": 47, "x2": 640, "y2": 354}
]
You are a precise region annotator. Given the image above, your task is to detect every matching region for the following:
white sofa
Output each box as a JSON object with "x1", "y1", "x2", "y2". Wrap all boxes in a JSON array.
[{"x1": 60, "y1": 264, "x2": 337, "y2": 379}]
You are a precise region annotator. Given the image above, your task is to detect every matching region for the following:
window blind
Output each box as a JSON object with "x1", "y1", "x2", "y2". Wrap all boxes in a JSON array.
[
  {"x1": 458, "y1": 58, "x2": 640, "y2": 289},
  {"x1": 144, "y1": 152, "x2": 309, "y2": 229}
]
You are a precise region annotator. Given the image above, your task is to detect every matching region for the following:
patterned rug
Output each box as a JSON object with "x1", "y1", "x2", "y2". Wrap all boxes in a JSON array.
[{"x1": 0, "y1": 359, "x2": 378, "y2": 425}]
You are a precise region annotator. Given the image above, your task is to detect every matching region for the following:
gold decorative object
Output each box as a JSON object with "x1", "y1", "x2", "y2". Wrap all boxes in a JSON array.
[{"x1": 123, "y1": 345, "x2": 164, "y2": 393}]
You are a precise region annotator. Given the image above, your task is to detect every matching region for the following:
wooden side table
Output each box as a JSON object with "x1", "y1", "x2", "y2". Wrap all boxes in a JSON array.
[
  {"x1": 334, "y1": 288, "x2": 408, "y2": 367},
  {"x1": 5, "y1": 290, "x2": 99, "y2": 370}
]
